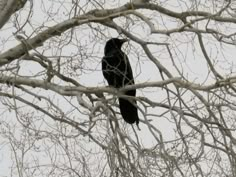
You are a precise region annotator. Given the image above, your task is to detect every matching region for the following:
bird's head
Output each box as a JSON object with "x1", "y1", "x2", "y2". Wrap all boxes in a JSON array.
[{"x1": 104, "y1": 38, "x2": 129, "y2": 55}]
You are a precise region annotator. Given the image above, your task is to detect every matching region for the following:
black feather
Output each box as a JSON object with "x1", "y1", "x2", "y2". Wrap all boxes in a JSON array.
[{"x1": 102, "y1": 38, "x2": 139, "y2": 126}]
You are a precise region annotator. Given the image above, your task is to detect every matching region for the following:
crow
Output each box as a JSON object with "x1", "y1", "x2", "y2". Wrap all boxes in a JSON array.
[{"x1": 102, "y1": 38, "x2": 139, "y2": 126}]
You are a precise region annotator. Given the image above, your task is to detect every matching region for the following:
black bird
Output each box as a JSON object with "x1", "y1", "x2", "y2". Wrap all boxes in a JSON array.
[{"x1": 102, "y1": 38, "x2": 139, "y2": 126}]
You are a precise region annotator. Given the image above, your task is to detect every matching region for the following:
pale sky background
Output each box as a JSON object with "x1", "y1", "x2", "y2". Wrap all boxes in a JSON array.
[{"x1": 1, "y1": 0, "x2": 236, "y2": 176}]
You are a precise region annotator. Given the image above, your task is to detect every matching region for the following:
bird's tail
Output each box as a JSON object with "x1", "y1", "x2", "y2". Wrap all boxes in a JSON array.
[{"x1": 118, "y1": 97, "x2": 139, "y2": 126}]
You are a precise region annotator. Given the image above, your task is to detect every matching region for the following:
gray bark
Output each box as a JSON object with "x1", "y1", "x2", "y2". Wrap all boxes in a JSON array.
[{"x1": 0, "y1": 0, "x2": 27, "y2": 29}]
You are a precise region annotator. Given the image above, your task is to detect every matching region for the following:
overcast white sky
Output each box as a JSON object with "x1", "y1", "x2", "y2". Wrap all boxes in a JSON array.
[{"x1": 1, "y1": 0, "x2": 236, "y2": 176}]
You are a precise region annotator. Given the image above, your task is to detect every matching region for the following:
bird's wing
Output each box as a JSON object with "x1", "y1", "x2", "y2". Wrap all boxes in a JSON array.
[
  {"x1": 103, "y1": 51, "x2": 135, "y2": 87},
  {"x1": 102, "y1": 54, "x2": 119, "y2": 87},
  {"x1": 121, "y1": 53, "x2": 135, "y2": 85},
  {"x1": 102, "y1": 55, "x2": 111, "y2": 81}
]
